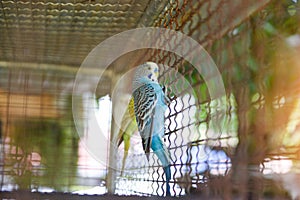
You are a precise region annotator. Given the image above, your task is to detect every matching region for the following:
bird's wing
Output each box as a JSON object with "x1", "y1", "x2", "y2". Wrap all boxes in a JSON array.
[
  {"x1": 133, "y1": 83, "x2": 158, "y2": 131},
  {"x1": 133, "y1": 83, "x2": 158, "y2": 155}
]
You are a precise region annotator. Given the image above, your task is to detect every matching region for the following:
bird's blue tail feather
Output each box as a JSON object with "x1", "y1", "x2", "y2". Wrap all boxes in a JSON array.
[{"x1": 151, "y1": 135, "x2": 171, "y2": 196}]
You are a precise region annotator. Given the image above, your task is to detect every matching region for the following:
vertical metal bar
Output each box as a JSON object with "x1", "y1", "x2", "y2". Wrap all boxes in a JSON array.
[
  {"x1": 106, "y1": 72, "x2": 119, "y2": 194},
  {"x1": 106, "y1": 119, "x2": 118, "y2": 194}
]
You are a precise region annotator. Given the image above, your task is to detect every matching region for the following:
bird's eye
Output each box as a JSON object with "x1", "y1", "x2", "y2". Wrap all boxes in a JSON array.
[{"x1": 148, "y1": 66, "x2": 151, "y2": 70}]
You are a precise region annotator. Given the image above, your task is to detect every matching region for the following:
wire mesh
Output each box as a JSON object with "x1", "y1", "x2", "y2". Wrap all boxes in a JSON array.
[
  {"x1": 0, "y1": 0, "x2": 152, "y2": 65},
  {"x1": 0, "y1": 66, "x2": 110, "y2": 193},
  {"x1": 114, "y1": 0, "x2": 300, "y2": 199},
  {"x1": 1, "y1": 0, "x2": 300, "y2": 199}
]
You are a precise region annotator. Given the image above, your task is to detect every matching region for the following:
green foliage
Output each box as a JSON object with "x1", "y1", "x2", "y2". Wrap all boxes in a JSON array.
[
  {"x1": 9, "y1": 118, "x2": 79, "y2": 191},
  {"x1": 186, "y1": 0, "x2": 300, "y2": 152}
]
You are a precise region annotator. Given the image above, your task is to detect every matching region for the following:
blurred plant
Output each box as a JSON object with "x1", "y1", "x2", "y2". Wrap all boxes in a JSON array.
[
  {"x1": 7, "y1": 95, "x2": 79, "y2": 191},
  {"x1": 174, "y1": 0, "x2": 300, "y2": 198},
  {"x1": 210, "y1": 0, "x2": 300, "y2": 198}
]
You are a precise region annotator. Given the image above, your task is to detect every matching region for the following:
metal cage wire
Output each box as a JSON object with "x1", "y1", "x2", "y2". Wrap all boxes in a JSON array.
[{"x1": 1, "y1": 0, "x2": 300, "y2": 199}]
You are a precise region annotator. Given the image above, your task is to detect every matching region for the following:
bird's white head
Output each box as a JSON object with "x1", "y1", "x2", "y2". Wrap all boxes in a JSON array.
[
  {"x1": 132, "y1": 62, "x2": 160, "y2": 92},
  {"x1": 134, "y1": 62, "x2": 159, "y2": 82}
]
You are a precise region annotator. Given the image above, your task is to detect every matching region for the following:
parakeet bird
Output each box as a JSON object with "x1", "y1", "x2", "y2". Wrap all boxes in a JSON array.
[
  {"x1": 132, "y1": 62, "x2": 171, "y2": 196},
  {"x1": 117, "y1": 97, "x2": 138, "y2": 175}
]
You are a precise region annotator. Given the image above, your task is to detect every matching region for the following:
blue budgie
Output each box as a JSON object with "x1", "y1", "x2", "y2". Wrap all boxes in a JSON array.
[{"x1": 132, "y1": 62, "x2": 171, "y2": 196}]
